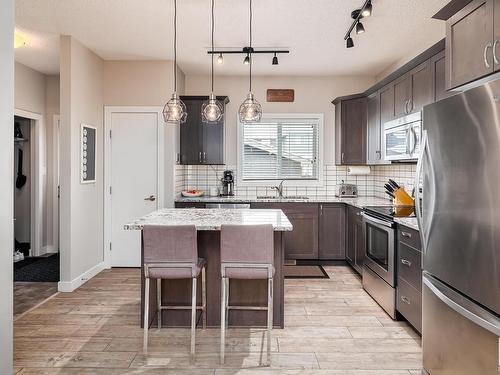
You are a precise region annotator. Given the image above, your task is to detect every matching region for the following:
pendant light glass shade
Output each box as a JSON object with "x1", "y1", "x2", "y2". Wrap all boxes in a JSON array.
[
  {"x1": 238, "y1": 0, "x2": 262, "y2": 123},
  {"x1": 239, "y1": 92, "x2": 262, "y2": 123},
  {"x1": 202, "y1": 93, "x2": 224, "y2": 123},
  {"x1": 163, "y1": 0, "x2": 186, "y2": 125},
  {"x1": 163, "y1": 92, "x2": 187, "y2": 124},
  {"x1": 202, "y1": 0, "x2": 224, "y2": 124}
]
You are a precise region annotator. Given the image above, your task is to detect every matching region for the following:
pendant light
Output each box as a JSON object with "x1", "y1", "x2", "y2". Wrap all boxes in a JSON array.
[
  {"x1": 163, "y1": 0, "x2": 187, "y2": 124},
  {"x1": 238, "y1": 0, "x2": 262, "y2": 123},
  {"x1": 202, "y1": 0, "x2": 224, "y2": 123}
]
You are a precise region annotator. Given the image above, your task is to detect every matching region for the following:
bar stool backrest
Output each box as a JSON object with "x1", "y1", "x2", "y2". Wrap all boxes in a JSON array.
[
  {"x1": 220, "y1": 224, "x2": 274, "y2": 265},
  {"x1": 143, "y1": 225, "x2": 197, "y2": 264}
]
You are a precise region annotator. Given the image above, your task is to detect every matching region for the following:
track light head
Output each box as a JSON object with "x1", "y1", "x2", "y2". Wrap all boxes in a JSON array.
[
  {"x1": 362, "y1": 1, "x2": 372, "y2": 17},
  {"x1": 272, "y1": 53, "x2": 278, "y2": 65},
  {"x1": 243, "y1": 54, "x2": 250, "y2": 65},
  {"x1": 346, "y1": 36, "x2": 354, "y2": 48},
  {"x1": 217, "y1": 53, "x2": 223, "y2": 64},
  {"x1": 356, "y1": 22, "x2": 365, "y2": 34}
]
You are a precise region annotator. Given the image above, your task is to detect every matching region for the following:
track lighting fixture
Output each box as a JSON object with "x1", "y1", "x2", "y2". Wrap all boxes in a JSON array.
[
  {"x1": 346, "y1": 35, "x2": 354, "y2": 48},
  {"x1": 356, "y1": 22, "x2": 365, "y2": 34},
  {"x1": 362, "y1": 1, "x2": 372, "y2": 17},
  {"x1": 272, "y1": 53, "x2": 278, "y2": 65},
  {"x1": 243, "y1": 53, "x2": 250, "y2": 65},
  {"x1": 217, "y1": 53, "x2": 223, "y2": 64},
  {"x1": 344, "y1": 0, "x2": 373, "y2": 49}
]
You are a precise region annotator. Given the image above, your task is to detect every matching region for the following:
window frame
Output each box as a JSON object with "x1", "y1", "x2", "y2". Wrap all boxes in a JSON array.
[{"x1": 237, "y1": 113, "x2": 324, "y2": 187}]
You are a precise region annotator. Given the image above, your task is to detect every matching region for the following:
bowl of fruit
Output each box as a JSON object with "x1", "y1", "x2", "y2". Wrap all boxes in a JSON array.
[{"x1": 181, "y1": 189, "x2": 205, "y2": 198}]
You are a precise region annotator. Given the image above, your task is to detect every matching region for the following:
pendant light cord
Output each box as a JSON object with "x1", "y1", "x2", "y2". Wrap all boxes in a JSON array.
[
  {"x1": 249, "y1": 0, "x2": 252, "y2": 92},
  {"x1": 173, "y1": 0, "x2": 177, "y2": 93},
  {"x1": 211, "y1": 0, "x2": 215, "y2": 93}
]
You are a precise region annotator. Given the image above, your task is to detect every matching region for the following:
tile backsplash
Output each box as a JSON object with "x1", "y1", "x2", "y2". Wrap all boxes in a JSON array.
[{"x1": 175, "y1": 163, "x2": 416, "y2": 200}]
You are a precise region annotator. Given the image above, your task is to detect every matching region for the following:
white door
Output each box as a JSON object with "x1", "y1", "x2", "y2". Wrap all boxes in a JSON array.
[{"x1": 110, "y1": 112, "x2": 159, "y2": 267}]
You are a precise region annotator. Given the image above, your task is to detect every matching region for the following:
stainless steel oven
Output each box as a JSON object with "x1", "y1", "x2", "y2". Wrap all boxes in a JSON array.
[
  {"x1": 384, "y1": 112, "x2": 422, "y2": 161},
  {"x1": 361, "y1": 209, "x2": 397, "y2": 318},
  {"x1": 361, "y1": 212, "x2": 396, "y2": 286}
]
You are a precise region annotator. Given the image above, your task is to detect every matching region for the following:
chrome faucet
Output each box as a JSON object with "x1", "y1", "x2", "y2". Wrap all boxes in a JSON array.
[{"x1": 271, "y1": 180, "x2": 285, "y2": 198}]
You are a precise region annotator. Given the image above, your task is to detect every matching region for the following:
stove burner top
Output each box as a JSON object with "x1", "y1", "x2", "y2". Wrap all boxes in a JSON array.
[{"x1": 363, "y1": 205, "x2": 415, "y2": 221}]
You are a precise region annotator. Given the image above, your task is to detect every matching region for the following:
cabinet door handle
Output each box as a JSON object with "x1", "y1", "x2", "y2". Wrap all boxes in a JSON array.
[
  {"x1": 203, "y1": 152, "x2": 206, "y2": 162},
  {"x1": 494, "y1": 39, "x2": 500, "y2": 65},
  {"x1": 199, "y1": 151, "x2": 202, "y2": 163},
  {"x1": 404, "y1": 100, "x2": 408, "y2": 114},
  {"x1": 408, "y1": 99, "x2": 413, "y2": 113},
  {"x1": 401, "y1": 231, "x2": 412, "y2": 238},
  {"x1": 401, "y1": 259, "x2": 412, "y2": 267},
  {"x1": 320, "y1": 204, "x2": 323, "y2": 216},
  {"x1": 484, "y1": 42, "x2": 493, "y2": 69},
  {"x1": 400, "y1": 296, "x2": 411, "y2": 305},
  {"x1": 341, "y1": 152, "x2": 345, "y2": 163}
]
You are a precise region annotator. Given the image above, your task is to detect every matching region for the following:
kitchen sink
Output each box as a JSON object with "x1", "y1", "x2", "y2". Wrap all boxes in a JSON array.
[{"x1": 257, "y1": 195, "x2": 309, "y2": 200}]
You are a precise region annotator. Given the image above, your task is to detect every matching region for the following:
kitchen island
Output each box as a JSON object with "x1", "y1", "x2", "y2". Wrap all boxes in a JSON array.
[{"x1": 125, "y1": 208, "x2": 293, "y2": 328}]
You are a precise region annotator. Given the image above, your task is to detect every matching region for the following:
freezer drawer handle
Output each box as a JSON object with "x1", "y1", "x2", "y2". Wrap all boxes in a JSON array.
[
  {"x1": 401, "y1": 231, "x2": 412, "y2": 238},
  {"x1": 401, "y1": 259, "x2": 412, "y2": 267},
  {"x1": 400, "y1": 296, "x2": 411, "y2": 304},
  {"x1": 423, "y1": 274, "x2": 500, "y2": 337}
]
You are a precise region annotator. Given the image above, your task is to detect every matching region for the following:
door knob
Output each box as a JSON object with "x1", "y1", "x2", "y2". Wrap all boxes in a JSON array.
[{"x1": 144, "y1": 195, "x2": 156, "y2": 201}]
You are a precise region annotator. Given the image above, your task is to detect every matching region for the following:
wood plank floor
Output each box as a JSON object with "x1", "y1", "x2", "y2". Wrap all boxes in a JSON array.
[
  {"x1": 13, "y1": 265, "x2": 422, "y2": 374},
  {"x1": 14, "y1": 282, "x2": 58, "y2": 318}
]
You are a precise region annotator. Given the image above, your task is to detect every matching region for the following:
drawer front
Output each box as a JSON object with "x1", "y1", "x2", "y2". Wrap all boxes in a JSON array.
[
  {"x1": 175, "y1": 202, "x2": 206, "y2": 208},
  {"x1": 398, "y1": 225, "x2": 421, "y2": 250},
  {"x1": 397, "y1": 277, "x2": 422, "y2": 333},
  {"x1": 397, "y1": 242, "x2": 422, "y2": 291}
]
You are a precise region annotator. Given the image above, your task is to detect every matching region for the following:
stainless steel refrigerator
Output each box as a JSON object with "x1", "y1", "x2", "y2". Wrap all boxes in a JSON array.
[{"x1": 417, "y1": 79, "x2": 500, "y2": 374}]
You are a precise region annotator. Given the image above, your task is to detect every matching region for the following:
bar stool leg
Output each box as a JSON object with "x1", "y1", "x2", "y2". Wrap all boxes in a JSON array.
[
  {"x1": 190, "y1": 276, "x2": 197, "y2": 362},
  {"x1": 267, "y1": 277, "x2": 273, "y2": 366},
  {"x1": 220, "y1": 276, "x2": 226, "y2": 364},
  {"x1": 202, "y1": 266, "x2": 207, "y2": 329},
  {"x1": 143, "y1": 277, "x2": 150, "y2": 354},
  {"x1": 157, "y1": 279, "x2": 162, "y2": 330}
]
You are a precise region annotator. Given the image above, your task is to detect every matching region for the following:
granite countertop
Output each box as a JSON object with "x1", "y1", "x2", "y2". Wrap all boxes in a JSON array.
[
  {"x1": 176, "y1": 195, "x2": 392, "y2": 208},
  {"x1": 124, "y1": 208, "x2": 293, "y2": 231},
  {"x1": 394, "y1": 217, "x2": 419, "y2": 231}
]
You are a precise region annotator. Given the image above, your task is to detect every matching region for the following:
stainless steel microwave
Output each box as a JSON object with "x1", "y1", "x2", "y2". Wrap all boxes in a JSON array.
[{"x1": 383, "y1": 112, "x2": 422, "y2": 161}]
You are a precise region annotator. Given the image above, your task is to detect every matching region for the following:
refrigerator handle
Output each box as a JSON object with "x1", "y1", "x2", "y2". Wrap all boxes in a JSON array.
[
  {"x1": 423, "y1": 273, "x2": 500, "y2": 337},
  {"x1": 415, "y1": 130, "x2": 426, "y2": 250}
]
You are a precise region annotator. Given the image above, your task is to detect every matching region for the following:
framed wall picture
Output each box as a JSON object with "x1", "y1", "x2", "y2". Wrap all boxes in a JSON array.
[{"x1": 81, "y1": 123, "x2": 97, "y2": 184}]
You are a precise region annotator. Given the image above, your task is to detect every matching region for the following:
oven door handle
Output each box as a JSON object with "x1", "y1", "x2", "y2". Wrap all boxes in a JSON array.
[{"x1": 361, "y1": 212, "x2": 394, "y2": 228}]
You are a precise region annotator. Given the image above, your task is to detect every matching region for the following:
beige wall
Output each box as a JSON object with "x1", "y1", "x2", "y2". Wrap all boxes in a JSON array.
[
  {"x1": 0, "y1": 0, "x2": 14, "y2": 372},
  {"x1": 185, "y1": 75, "x2": 375, "y2": 165},
  {"x1": 60, "y1": 35, "x2": 104, "y2": 285}
]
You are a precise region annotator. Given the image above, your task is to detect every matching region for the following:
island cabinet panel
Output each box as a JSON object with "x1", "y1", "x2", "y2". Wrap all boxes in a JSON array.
[
  {"x1": 446, "y1": 0, "x2": 495, "y2": 89},
  {"x1": 346, "y1": 206, "x2": 364, "y2": 274},
  {"x1": 251, "y1": 203, "x2": 319, "y2": 260},
  {"x1": 318, "y1": 204, "x2": 346, "y2": 260}
]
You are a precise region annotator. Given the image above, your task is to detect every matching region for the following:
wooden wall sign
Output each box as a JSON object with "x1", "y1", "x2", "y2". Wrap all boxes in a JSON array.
[{"x1": 266, "y1": 89, "x2": 294, "y2": 102}]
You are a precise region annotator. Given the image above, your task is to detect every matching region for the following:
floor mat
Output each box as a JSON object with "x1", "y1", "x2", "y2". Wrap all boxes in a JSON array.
[
  {"x1": 14, "y1": 253, "x2": 60, "y2": 282},
  {"x1": 284, "y1": 265, "x2": 329, "y2": 279}
]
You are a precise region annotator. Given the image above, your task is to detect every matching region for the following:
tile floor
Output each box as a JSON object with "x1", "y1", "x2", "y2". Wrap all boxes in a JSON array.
[
  {"x1": 13, "y1": 265, "x2": 422, "y2": 374},
  {"x1": 14, "y1": 282, "x2": 58, "y2": 319}
]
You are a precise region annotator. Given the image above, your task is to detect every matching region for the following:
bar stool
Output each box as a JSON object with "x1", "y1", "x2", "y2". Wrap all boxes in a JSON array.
[
  {"x1": 142, "y1": 225, "x2": 206, "y2": 360},
  {"x1": 219, "y1": 224, "x2": 274, "y2": 365}
]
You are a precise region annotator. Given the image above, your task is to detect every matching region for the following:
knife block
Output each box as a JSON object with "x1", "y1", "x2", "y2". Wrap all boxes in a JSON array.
[{"x1": 393, "y1": 188, "x2": 414, "y2": 206}]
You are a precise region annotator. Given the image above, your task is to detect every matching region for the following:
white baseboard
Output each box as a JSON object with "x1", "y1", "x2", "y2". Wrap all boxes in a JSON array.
[
  {"x1": 40, "y1": 245, "x2": 58, "y2": 254},
  {"x1": 58, "y1": 261, "x2": 105, "y2": 292}
]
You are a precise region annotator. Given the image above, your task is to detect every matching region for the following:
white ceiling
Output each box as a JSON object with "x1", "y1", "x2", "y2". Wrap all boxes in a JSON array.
[{"x1": 15, "y1": 0, "x2": 448, "y2": 77}]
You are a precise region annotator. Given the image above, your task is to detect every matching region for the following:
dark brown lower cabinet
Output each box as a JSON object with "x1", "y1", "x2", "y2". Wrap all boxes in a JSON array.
[
  {"x1": 319, "y1": 204, "x2": 346, "y2": 260},
  {"x1": 397, "y1": 225, "x2": 422, "y2": 333},
  {"x1": 252, "y1": 203, "x2": 319, "y2": 260},
  {"x1": 346, "y1": 206, "x2": 364, "y2": 274}
]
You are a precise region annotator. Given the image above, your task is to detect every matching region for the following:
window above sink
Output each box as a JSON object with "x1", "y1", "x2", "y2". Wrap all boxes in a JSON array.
[{"x1": 237, "y1": 113, "x2": 324, "y2": 188}]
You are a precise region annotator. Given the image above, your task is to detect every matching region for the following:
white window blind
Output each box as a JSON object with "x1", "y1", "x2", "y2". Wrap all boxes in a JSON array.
[{"x1": 241, "y1": 117, "x2": 320, "y2": 180}]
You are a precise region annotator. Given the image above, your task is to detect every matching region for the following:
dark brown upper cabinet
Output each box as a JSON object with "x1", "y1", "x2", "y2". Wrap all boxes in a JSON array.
[
  {"x1": 335, "y1": 96, "x2": 367, "y2": 165},
  {"x1": 366, "y1": 92, "x2": 382, "y2": 164},
  {"x1": 379, "y1": 84, "x2": 395, "y2": 125},
  {"x1": 446, "y1": 0, "x2": 496, "y2": 89},
  {"x1": 431, "y1": 51, "x2": 456, "y2": 102},
  {"x1": 179, "y1": 96, "x2": 228, "y2": 165},
  {"x1": 393, "y1": 60, "x2": 432, "y2": 117},
  {"x1": 319, "y1": 204, "x2": 346, "y2": 260}
]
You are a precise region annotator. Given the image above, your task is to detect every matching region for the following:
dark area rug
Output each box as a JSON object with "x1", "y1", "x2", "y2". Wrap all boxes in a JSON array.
[
  {"x1": 284, "y1": 265, "x2": 329, "y2": 279},
  {"x1": 14, "y1": 253, "x2": 60, "y2": 282}
]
